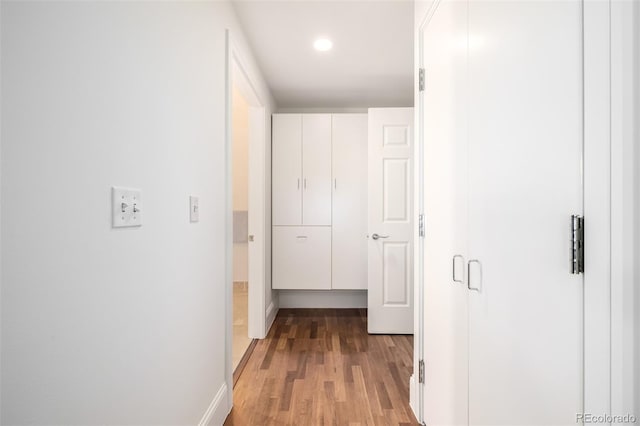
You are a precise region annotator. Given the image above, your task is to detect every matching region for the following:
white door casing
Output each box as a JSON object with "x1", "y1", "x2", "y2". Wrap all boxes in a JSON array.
[
  {"x1": 420, "y1": 1, "x2": 470, "y2": 424},
  {"x1": 247, "y1": 106, "x2": 266, "y2": 339},
  {"x1": 368, "y1": 107, "x2": 414, "y2": 334},
  {"x1": 225, "y1": 30, "x2": 270, "y2": 415}
]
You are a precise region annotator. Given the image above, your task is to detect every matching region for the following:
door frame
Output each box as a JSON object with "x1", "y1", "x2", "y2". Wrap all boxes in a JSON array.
[
  {"x1": 413, "y1": 1, "x2": 626, "y2": 423},
  {"x1": 412, "y1": 2, "x2": 438, "y2": 422},
  {"x1": 224, "y1": 29, "x2": 268, "y2": 410}
]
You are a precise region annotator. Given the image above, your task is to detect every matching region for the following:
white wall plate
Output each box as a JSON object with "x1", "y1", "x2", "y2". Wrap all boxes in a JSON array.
[
  {"x1": 112, "y1": 186, "x2": 142, "y2": 228},
  {"x1": 190, "y1": 196, "x2": 199, "y2": 223}
]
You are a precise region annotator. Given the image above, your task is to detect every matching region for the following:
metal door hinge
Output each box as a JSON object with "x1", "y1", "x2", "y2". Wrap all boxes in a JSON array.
[
  {"x1": 571, "y1": 215, "x2": 584, "y2": 274},
  {"x1": 419, "y1": 68, "x2": 425, "y2": 92},
  {"x1": 418, "y1": 359, "x2": 425, "y2": 384},
  {"x1": 418, "y1": 214, "x2": 425, "y2": 237}
]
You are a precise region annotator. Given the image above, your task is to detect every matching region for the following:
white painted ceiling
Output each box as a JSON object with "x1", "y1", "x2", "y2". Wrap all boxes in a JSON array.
[{"x1": 232, "y1": 1, "x2": 414, "y2": 109}]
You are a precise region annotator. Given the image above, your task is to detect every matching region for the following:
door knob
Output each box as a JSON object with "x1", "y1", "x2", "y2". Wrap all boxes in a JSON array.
[{"x1": 371, "y1": 233, "x2": 389, "y2": 240}]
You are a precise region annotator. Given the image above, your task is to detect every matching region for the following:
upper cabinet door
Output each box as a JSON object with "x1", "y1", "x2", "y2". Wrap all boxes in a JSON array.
[
  {"x1": 332, "y1": 114, "x2": 368, "y2": 290},
  {"x1": 302, "y1": 114, "x2": 332, "y2": 226},
  {"x1": 272, "y1": 114, "x2": 302, "y2": 226}
]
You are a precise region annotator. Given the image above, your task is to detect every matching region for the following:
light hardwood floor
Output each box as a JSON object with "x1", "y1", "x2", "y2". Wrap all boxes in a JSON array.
[{"x1": 225, "y1": 308, "x2": 418, "y2": 426}]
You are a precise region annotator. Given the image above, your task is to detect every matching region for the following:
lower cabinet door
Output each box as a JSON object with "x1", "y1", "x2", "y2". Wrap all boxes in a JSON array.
[{"x1": 272, "y1": 226, "x2": 331, "y2": 290}]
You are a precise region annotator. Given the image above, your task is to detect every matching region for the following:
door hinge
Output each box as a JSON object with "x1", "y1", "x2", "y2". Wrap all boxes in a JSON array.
[
  {"x1": 571, "y1": 215, "x2": 584, "y2": 274},
  {"x1": 418, "y1": 214, "x2": 425, "y2": 237},
  {"x1": 418, "y1": 359, "x2": 425, "y2": 384},
  {"x1": 419, "y1": 68, "x2": 425, "y2": 92}
]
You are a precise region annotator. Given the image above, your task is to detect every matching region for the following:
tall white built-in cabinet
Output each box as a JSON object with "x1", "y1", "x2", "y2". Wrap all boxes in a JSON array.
[
  {"x1": 420, "y1": 1, "x2": 588, "y2": 425},
  {"x1": 272, "y1": 114, "x2": 368, "y2": 290}
]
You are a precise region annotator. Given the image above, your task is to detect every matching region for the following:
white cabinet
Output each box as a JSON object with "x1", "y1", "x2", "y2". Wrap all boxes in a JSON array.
[
  {"x1": 420, "y1": 1, "x2": 585, "y2": 424},
  {"x1": 271, "y1": 113, "x2": 368, "y2": 291},
  {"x1": 272, "y1": 114, "x2": 331, "y2": 226},
  {"x1": 332, "y1": 114, "x2": 368, "y2": 290},
  {"x1": 272, "y1": 114, "x2": 302, "y2": 226},
  {"x1": 302, "y1": 115, "x2": 332, "y2": 226},
  {"x1": 272, "y1": 226, "x2": 331, "y2": 290}
]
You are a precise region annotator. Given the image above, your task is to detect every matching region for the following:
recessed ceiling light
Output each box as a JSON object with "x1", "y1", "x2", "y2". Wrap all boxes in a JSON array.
[{"x1": 313, "y1": 38, "x2": 333, "y2": 52}]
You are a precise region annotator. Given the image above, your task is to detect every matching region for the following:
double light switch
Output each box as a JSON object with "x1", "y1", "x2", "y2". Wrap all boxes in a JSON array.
[{"x1": 112, "y1": 187, "x2": 142, "y2": 228}]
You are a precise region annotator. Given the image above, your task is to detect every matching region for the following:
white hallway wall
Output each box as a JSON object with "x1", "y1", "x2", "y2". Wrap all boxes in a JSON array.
[{"x1": 0, "y1": 1, "x2": 275, "y2": 424}]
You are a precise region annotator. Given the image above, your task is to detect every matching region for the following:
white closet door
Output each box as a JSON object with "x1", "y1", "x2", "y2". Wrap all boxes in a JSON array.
[
  {"x1": 367, "y1": 108, "x2": 414, "y2": 334},
  {"x1": 332, "y1": 114, "x2": 368, "y2": 290},
  {"x1": 420, "y1": 0, "x2": 469, "y2": 423},
  {"x1": 272, "y1": 114, "x2": 302, "y2": 226},
  {"x1": 272, "y1": 226, "x2": 331, "y2": 290},
  {"x1": 467, "y1": 2, "x2": 583, "y2": 424},
  {"x1": 302, "y1": 114, "x2": 332, "y2": 226}
]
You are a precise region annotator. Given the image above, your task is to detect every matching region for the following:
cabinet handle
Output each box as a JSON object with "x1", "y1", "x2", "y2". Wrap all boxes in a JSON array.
[
  {"x1": 467, "y1": 259, "x2": 482, "y2": 292},
  {"x1": 334, "y1": 179, "x2": 337, "y2": 189},
  {"x1": 297, "y1": 178, "x2": 300, "y2": 190},
  {"x1": 304, "y1": 178, "x2": 307, "y2": 189},
  {"x1": 296, "y1": 236, "x2": 308, "y2": 239},
  {"x1": 452, "y1": 255, "x2": 464, "y2": 283}
]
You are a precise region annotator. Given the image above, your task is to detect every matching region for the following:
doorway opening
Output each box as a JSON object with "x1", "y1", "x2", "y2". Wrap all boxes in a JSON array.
[
  {"x1": 225, "y1": 30, "x2": 269, "y2": 406},
  {"x1": 231, "y1": 85, "x2": 254, "y2": 380}
]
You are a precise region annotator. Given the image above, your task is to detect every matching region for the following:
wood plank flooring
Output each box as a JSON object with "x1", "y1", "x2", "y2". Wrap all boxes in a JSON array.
[{"x1": 225, "y1": 308, "x2": 418, "y2": 426}]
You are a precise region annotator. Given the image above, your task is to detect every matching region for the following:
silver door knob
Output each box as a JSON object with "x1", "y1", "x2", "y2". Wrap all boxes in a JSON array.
[{"x1": 371, "y1": 233, "x2": 389, "y2": 240}]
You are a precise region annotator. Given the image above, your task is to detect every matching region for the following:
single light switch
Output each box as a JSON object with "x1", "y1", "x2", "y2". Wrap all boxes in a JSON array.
[
  {"x1": 190, "y1": 196, "x2": 199, "y2": 223},
  {"x1": 112, "y1": 186, "x2": 142, "y2": 228}
]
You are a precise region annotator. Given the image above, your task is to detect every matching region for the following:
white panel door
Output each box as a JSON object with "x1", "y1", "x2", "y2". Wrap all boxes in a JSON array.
[
  {"x1": 368, "y1": 108, "x2": 414, "y2": 334},
  {"x1": 302, "y1": 114, "x2": 332, "y2": 226},
  {"x1": 467, "y1": 2, "x2": 583, "y2": 424},
  {"x1": 272, "y1": 114, "x2": 302, "y2": 226},
  {"x1": 332, "y1": 114, "x2": 368, "y2": 290},
  {"x1": 272, "y1": 226, "x2": 331, "y2": 290},
  {"x1": 420, "y1": 1, "x2": 469, "y2": 424}
]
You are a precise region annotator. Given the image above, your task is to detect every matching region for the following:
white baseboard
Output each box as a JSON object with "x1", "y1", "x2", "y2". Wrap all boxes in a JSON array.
[
  {"x1": 409, "y1": 374, "x2": 419, "y2": 422},
  {"x1": 265, "y1": 300, "x2": 277, "y2": 335},
  {"x1": 199, "y1": 382, "x2": 229, "y2": 426},
  {"x1": 277, "y1": 290, "x2": 367, "y2": 309}
]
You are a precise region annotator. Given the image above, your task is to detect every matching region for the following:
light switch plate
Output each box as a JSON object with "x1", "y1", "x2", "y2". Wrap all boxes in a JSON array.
[
  {"x1": 190, "y1": 196, "x2": 199, "y2": 223},
  {"x1": 112, "y1": 186, "x2": 142, "y2": 228}
]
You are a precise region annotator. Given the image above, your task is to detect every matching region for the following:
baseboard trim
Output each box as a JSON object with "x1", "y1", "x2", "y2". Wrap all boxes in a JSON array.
[
  {"x1": 409, "y1": 374, "x2": 418, "y2": 423},
  {"x1": 265, "y1": 301, "x2": 277, "y2": 335},
  {"x1": 277, "y1": 290, "x2": 367, "y2": 308},
  {"x1": 233, "y1": 339, "x2": 258, "y2": 387},
  {"x1": 199, "y1": 382, "x2": 229, "y2": 426}
]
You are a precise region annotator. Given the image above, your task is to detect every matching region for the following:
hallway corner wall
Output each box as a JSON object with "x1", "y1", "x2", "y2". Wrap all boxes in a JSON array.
[{"x1": 0, "y1": 2, "x2": 274, "y2": 424}]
